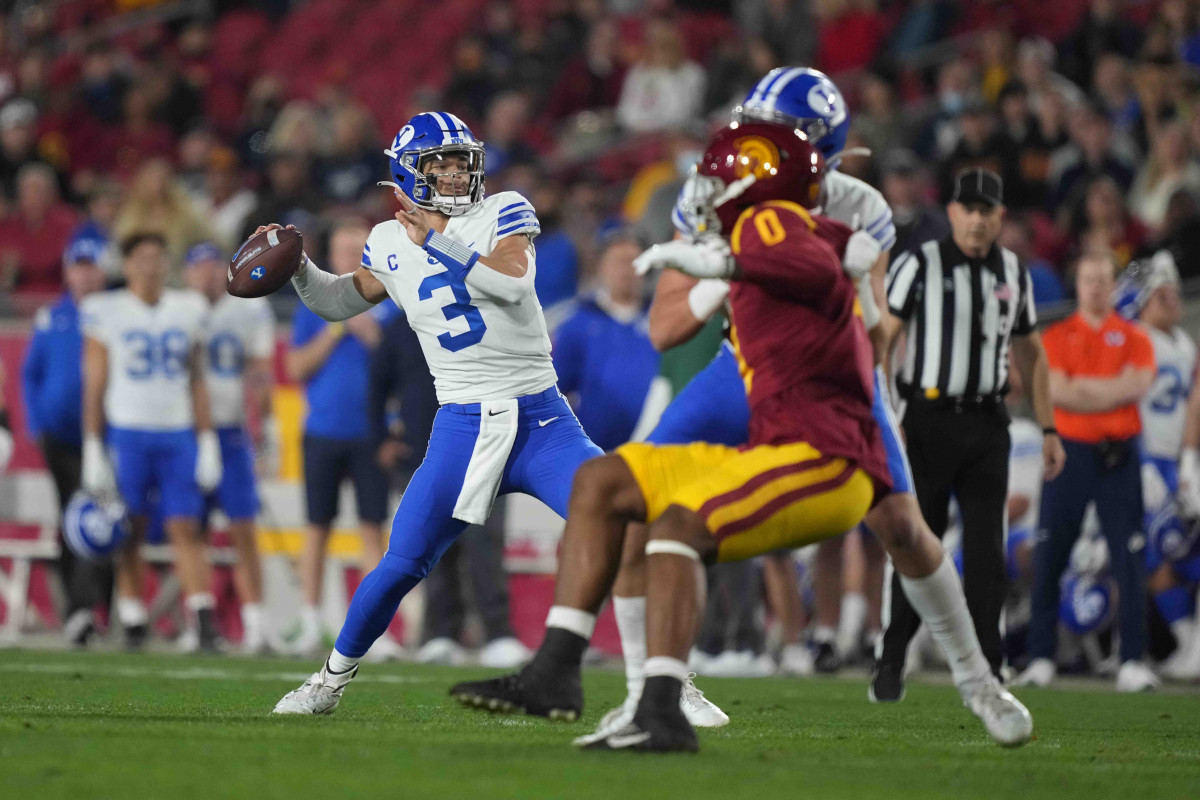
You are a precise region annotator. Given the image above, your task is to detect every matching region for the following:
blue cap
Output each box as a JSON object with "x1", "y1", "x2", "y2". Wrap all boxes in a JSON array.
[
  {"x1": 185, "y1": 242, "x2": 224, "y2": 267},
  {"x1": 63, "y1": 235, "x2": 106, "y2": 265}
]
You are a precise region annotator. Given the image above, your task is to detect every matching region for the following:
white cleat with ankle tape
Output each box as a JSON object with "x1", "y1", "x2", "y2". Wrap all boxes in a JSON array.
[
  {"x1": 572, "y1": 674, "x2": 727, "y2": 746},
  {"x1": 272, "y1": 663, "x2": 358, "y2": 715},
  {"x1": 960, "y1": 675, "x2": 1033, "y2": 747}
]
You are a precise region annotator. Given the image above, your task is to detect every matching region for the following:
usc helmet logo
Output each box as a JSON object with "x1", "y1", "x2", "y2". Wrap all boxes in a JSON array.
[{"x1": 732, "y1": 136, "x2": 781, "y2": 180}]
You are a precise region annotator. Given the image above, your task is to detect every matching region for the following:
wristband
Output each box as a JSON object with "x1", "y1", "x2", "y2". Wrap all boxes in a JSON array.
[
  {"x1": 687, "y1": 279, "x2": 730, "y2": 322},
  {"x1": 423, "y1": 230, "x2": 481, "y2": 277},
  {"x1": 1042, "y1": 427, "x2": 1057, "y2": 436},
  {"x1": 856, "y1": 278, "x2": 881, "y2": 330}
]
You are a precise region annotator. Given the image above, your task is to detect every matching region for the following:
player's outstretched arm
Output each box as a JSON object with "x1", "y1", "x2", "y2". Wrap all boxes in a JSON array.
[
  {"x1": 647, "y1": 269, "x2": 729, "y2": 352},
  {"x1": 252, "y1": 224, "x2": 385, "y2": 321}
]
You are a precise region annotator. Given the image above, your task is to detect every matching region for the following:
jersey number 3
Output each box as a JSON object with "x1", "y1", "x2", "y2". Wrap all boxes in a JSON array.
[{"x1": 418, "y1": 271, "x2": 487, "y2": 352}]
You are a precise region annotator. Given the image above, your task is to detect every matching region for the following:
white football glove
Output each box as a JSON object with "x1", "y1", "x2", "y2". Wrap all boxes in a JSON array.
[
  {"x1": 195, "y1": 430, "x2": 223, "y2": 494},
  {"x1": 256, "y1": 416, "x2": 282, "y2": 477},
  {"x1": 82, "y1": 435, "x2": 116, "y2": 494},
  {"x1": 843, "y1": 230, "x2": 882, "y2": 282},
  {"x1": 1179, "y1": 447, "x2": 1200, "y2": 518},
  {"x1": 1141, "y1": 461, "x2": 1169, "y2": 513},
  {"x1": 632, "y1": 237, "x2": 734, "y2": 279},
  {"x1": 0, "y1": 423, "x2": 13, "y2": 472}
]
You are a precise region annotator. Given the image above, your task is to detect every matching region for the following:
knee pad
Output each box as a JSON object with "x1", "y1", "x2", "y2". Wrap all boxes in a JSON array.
[{"x1": 645, "y1": 539, "x2": 702, "y2": 562}]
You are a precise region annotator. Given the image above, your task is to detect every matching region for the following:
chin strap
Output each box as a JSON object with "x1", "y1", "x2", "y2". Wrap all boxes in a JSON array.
[{"x1": 825, "y1": 146, "x2": 872, "y2": 171}]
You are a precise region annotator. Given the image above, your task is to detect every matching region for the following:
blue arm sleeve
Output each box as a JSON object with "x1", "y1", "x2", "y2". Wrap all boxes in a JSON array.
[{"x1": 20, "y1": 329, "x2": 47, "y2": 438}]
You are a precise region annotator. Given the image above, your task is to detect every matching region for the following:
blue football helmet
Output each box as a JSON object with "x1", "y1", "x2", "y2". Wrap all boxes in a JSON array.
[
  {"x1": 380, "y1": 112, "x2": 486, "y2": 217},
  {"x1": 733, "y1": 68, "x2": 850, "y2": 165},
  {"x1": 1059, "y1": 573, "x2": 1117, "y2": 635},
  {"x1": 1149, "y1": 499, "x2": 1200, "y2": 563},
  {"x1": 1116, "y1": 249, "x2": 1180, "y2": 319},
  {"x1": 63, "y1": 490, "x2": 130, "y2": 560}
]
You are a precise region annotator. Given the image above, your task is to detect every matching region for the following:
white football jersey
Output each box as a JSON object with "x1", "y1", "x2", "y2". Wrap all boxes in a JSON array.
[
  {"x1": 361, "y1": 191, "x2": 558, "y2": 404},
  {"x1": 1008, "y1": 416, "x2": 1044, "y2": 533},
  {"x1": 202, "y1": 294, "x2": 275, "y2": 428},
  {"x1": 816, "y1": 170, "x2": 897, "y2": 253},
  {"x1": 81, "y1": 289, "x2": 209, "y2": 430},
  {"x1": 1141, "y1": 325, "x2": 1197, "y2": 460}
]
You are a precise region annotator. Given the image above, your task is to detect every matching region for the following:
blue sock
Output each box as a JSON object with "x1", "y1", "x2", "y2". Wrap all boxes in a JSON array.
[
  {"x1": 1154, "y1": 585, "x2": 1195, "y2": 625},
  {"x1": 333, "y1": 552, "x2": 425, "y2": 658}
]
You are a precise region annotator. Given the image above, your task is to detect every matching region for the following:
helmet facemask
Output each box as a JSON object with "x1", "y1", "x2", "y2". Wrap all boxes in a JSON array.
[{"x1": 385, "y1": 141, "x2": 486, "y2": 217}]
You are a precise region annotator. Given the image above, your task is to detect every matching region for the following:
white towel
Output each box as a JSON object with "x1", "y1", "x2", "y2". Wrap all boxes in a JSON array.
[{"x1": 453, "y1": 398, "x2": 520, "y2": 524}]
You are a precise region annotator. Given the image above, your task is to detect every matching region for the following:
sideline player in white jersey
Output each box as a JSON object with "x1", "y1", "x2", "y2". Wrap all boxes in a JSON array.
[
  {"x1": 557, "y1": 67, "x2": 1043, "y2": 744},
  {"x1": 182, "y1": 242, "x2": 278, "y2": 654},
  {"x1": 271, "y1": 111, "x2": 602, "y2": 713},
  {"x1": 1123, "y1": 251, "x2": 1200, "y2": 678},
  {"x1": 81, "y1": 233, "x2": 223, "y2": 650}
]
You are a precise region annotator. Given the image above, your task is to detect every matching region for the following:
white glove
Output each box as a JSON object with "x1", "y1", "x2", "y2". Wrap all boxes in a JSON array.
[
  {"x1": 256, "y1": 416, "x2": 282, "y2": 477},
  {"x1": 843, "y1": 230, "x2": 882, "y2": 282},
  {"x1": 632, "y1": 238, "x2": 734, "y2": 279},
  {"x1": 1179, "y1": 447, "x2": 1200, "y2": 518},
  {"x1": 82, "y1": 435, "x2": 116, "y2": 494},
  {"x1": 1141, "y1": 461, "x2": 1169, "y2": 513},
  {"x1": 0, "y1": 424, "x2": 13, "y2": 472},
  {"x1": 195, "y1": 430, "x2": 223, "y2": 493}
]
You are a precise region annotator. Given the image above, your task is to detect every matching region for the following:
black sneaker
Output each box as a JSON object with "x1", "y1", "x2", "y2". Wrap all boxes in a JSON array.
[
  {"x1": 197, "y1": 608, "x2": 223, "y2": 654},
  {"x1": 585, "y1": 706, "x2": 699, "y2": 753},
  {"x1": 450, "y1": 666, "x2": 582, "y2": 721},
  {"x1": 813, "y1": 640, "x2": 842, "y2": 674},
  {"x1": 125, "y1": 624, "x2": 148, "y2": 651},
  {"x1": 869, "y1": 663, "x2": 905, "y2": 703}
]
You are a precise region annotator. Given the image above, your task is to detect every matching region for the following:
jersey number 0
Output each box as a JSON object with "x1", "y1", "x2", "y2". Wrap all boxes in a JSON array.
[{"x1": 418, "y1": 270, "x2": 487, "y2": 352}]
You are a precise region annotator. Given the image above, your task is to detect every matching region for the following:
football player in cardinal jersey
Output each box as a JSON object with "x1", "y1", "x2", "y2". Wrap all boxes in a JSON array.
[
  {"x1": 270, "y1": 112, "x2": 602, "y2": 714},
  {"x1": 450, "y1": 124, "x2": 1033, "y2": 752}
]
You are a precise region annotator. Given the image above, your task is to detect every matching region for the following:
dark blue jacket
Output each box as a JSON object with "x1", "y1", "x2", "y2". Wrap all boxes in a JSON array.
[
  {"x1": 22, "y1": 294, "x2": 85, "y2": 448},
  {"x1": 553, "y1": 295, "x2": 659, "y2": 452}
]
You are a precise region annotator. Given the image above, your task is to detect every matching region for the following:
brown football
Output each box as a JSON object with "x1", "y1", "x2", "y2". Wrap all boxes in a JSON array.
[{"x1": 227, "y1": 228, "x2": 304, "y2": 298}]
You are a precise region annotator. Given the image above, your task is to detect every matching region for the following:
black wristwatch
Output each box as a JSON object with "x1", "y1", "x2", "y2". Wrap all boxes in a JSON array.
[{"x1": 1042, "y1": 426, "x2": 1057, "y2": 437}]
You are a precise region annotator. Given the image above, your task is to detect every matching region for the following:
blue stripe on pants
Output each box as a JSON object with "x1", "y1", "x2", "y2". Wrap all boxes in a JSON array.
[{"x1": 1028, "y1": 437, "x2": 1146, "y2": 663}]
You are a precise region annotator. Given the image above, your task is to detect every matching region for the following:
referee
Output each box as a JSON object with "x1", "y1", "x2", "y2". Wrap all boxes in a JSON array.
[{"x1": 873, "y1": 168, "x2": 1065, "y2": 699}]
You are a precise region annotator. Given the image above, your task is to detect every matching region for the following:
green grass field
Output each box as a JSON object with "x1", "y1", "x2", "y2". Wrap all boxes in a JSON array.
[{"x1": 1, "y1": 649, "x2": 1198, "y2": 800}]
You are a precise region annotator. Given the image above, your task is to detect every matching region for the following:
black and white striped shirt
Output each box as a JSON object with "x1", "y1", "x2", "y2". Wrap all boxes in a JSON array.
[{"x1": 886, "y1": 236, "x2": 1036, "y2": 401}]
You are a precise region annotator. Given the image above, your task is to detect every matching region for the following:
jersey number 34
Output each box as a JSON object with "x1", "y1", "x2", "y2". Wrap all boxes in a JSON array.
[{"x1": 419, "y1": 270, "x2": 487, "y2": 352}]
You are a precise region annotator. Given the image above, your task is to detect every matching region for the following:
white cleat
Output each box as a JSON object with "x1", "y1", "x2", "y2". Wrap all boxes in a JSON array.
[
  {"x1": 680, "y1": 673, "x2": 730, "y2": 728},
  {"x1": 573, "y1": 699, "x2": 637, "y2": 747},
  {"x1": 1012, "y1": 658, "x2": 1056, "y2": 688},
  {"x1": 177, "y1": 628, "x2": 200, "y2": 654},
  {"x1": 780, "y1": 644, "x2": 815, "y2": 677},
  {"x1": 418, "y1": 637, "x2": 468, "y2": 666},
  {"x1": 272, "y1": 664, "x2": 358, "y2": 715},
  {"x1": 960, "y1": 675, "x2": 1033, "y2": 748},
  {"x1": 1115, "y1": 660, "x2": 1160, "y2": 693},
  {"x1": 479, "y1": 636, "x2": 533, "y2": 669}
]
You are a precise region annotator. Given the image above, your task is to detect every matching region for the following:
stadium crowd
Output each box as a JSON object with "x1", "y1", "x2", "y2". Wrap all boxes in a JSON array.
[{"x1": 3, "y1": 0, "x2": 1200, "y2": 682}]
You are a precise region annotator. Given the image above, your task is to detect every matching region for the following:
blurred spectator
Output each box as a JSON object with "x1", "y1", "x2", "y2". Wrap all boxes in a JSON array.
[
  {"x1": 235, "y1": 75, "x2": 285, "y2": 173},
  {"x1": 938, "y1": 99, "x2": 1002, "y2": 201},
  {"x1": 526, "y1": 174, "x2": 579, "y2": 314},
  {"x1": 1015, "y1": 37, "x2": 1085, "y2": 113},
  {"x1": 112, "y1": 158, "x2": 211, "y2": 277},
  {"x1": 77, "y1": 42, "x2": 128, "y2": 125},
  {"x1": 1049, "y1": 105, "x2": 1135, "y2": 216},
  {"x1": 553, "y1": 232, "x2": 659, "y2": 451},
  {"x1": 734, "y1": 0, "x2": 816, "y2": 67},
  {"x1": 268, "y1": 100, "x2": 323, "y2": 159},
  {"x1": 813, "y1": 0, "x2": 884, "y2": 75},
  {"x1": 21, "y1": 237, "x2": 111, "y2": 645},
  {"x1": 0, "y1": 163, "x2": 77, "y2": 294},
  {"x1": 1129, "y1": 120, "x2": 1200, "y2": 233},
  {"x1": 853, "y1": 71, "x2": 912, "y2": 161},
  {"x1": 632, "y1": 129, "x2": 708, "y2": 246},
  {"x1": 191, "y1": 146, "x2": 257, "y2": 251},
  {"x1": 1091, "y1": 53, "x2": 1139, "y2": 132},
  {"x1": 287, "y1": 219, "x2": 396, "y2": 657},
  {"x1": 103, "y1": 85, "x2": 176, "y2": 178},
  {"x1": 616, "y1": 20, "x2": 705, "y2": 133},
  {"x1": 999, "y1": 215, "x2": 1066, "y2": 308},
  {"x1": 1070, "y1": 175, "x2": 1149, "y2": 268},
  {"x1": 1150, "y1": 188, "x2": 1200, "y2": 281},
  {"x1": 242, "y1": 151, "x2": 323, "y2": 242},
  {"x1": 542, "y1": 18, "x2": 625, "y2": 123},
  {"x1": 1058, "y1": 0, "x2": 1144, "y2": 90},
  {"x1": 913, "y1": 58, "x2": 979, "y2": 160},
  {"x1": 176, "y1": 126, "x2": 216, "y2": 196},
  {"x1": 70, "y1": 181, "x2": 122, "y2": 280},
  {"x1": 318, "y1": 103, "x2": 385, "y2": 205},
  {"x1": 0, "y1": 97, "x2": 67, "y2": 200},
  {"x1": 1129, "y1": 59, "x2": 1180, "y2": 156},
  {"x1": 445, "y1": 38, "x2": 499, "y2": 122},
  {"x1": 879, "y1": 149, "x2": 949, "y2": 260},
  {"x1": 482, "y1": 93, "x2": 538, "y2": 175},
  {"x1": 978, "y1": 27, "x2": 1015, "y2": 105},
  {"x1": 993, "y1": 81, "x2": 1057, "y2": 211},
  {"x1": 703, "y1": 37, "x2": 779, "y2": 117}
]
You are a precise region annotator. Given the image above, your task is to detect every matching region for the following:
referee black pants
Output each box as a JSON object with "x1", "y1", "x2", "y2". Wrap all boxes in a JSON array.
[
  {"x1": 40, "y1": 434, "x2": 113, "y2": 617},
  {"x1": 879, "y1": 401, "x2": 1010, "y2": 675}
]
